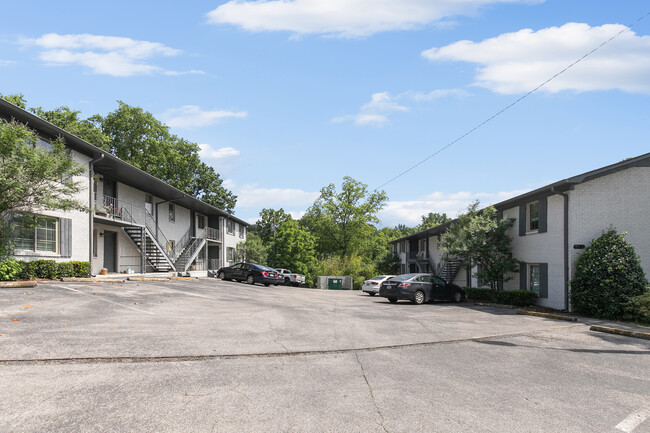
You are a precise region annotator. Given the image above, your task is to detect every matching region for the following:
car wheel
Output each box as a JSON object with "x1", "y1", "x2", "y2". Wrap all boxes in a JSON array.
[
  {"x1": 284, "y1": 278, "x2": 291, "y2": 286},
  {"x1": 217, "y1": 271, "x2": 226, "y2": 280},
  {"x1": 368, "y1": 292, "x2": 376, "y2": 296},
  {"x1": 264, "y1": 283, "x2": 270, "y2": 287},
  {"x1": 388, "y1": 298, "x2": 398, "y2": 304},
  {"x1": 453, "y1": 290, "x2": 463, "y2": 303},
  {"x1": 274, "y1": 283, "x2": 279, "y2": 286},
  {"x1": 413, "y1": 290, "x2": 425, "y2": 305},
  {"x1": 247, "y1": 275, "x2": 255, "y2": 285}
]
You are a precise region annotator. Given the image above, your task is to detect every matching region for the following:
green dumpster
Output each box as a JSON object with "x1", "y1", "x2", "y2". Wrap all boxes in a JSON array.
[{"x1": 328, "y1": 278, "x2": 343, "y2": 290}]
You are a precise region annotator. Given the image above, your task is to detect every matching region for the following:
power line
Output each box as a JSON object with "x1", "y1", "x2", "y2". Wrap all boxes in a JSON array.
[{"x1": 375, "y1": 12, "x2": 649, "y2": 191}]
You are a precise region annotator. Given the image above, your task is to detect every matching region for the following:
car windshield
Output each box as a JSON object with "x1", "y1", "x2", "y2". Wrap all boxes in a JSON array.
[
  {"x1": 371, "y1": 276, "x2": 387, "y2": 280},
  {"x1": 255, "y1": 265, "x2": 277, "y2": 272},
  {"x1": 391, "y1": 274, "x2": 418, "y2": 281}
]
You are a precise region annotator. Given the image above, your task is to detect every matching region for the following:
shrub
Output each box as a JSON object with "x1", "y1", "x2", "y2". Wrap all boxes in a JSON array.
[
  {"x1": 570, "y1": 228, "x2": 648, "y2": 320},
  {"x1": 57, "y1": 262, "x2": 75, "y2": 278},
  {"x1": 71, "y1": 261, "x2": 91, "y2": 278},
  {"x1": 0, "y1": 260, "x2": 24, "y2": 281},
  {"x1": 463, "y1": 287, "x2": 493, "y2": 301},
  {"x1": 493, "y1": 290, "x2": 538, "y2": 307},
  {"x1": 623, "y1": 290, "x2": 650, "y2": 325},
  {"x1": 463, "y1": 287, "x2": 538, "y2": 306},
  {"x1": 31, "y1": 259, "x2": 58, "y2": 279}
]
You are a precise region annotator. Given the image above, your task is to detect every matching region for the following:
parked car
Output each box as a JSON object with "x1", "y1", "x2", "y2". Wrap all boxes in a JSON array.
[
  {"x1": 379, "y1": 273, "x2": 465, "y2": 305},
  {"x1": 217, "y1": 262, "x2": 283, "y2": 286},
  {"x1": 275, "y1": 268, "x2": 306, "y2": 286},
  {"x1": 362, "y1": 275, "x2": 396, "y2": 296}
]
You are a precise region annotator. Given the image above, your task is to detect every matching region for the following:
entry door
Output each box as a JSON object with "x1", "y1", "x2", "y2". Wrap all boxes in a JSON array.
[{"x1": 103, "y1": 230, "x2": 117, "y2": 273}]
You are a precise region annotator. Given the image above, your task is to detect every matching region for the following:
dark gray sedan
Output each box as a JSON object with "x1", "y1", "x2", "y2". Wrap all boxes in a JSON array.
[{"x1": 379, "y1": 273, "x2": 465, "y2": 305}]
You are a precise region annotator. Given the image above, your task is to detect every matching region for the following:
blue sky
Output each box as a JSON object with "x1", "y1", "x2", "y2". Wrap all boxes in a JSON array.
[{"x1": 2, "y1": 1, "x2": 649, "y2": 226}]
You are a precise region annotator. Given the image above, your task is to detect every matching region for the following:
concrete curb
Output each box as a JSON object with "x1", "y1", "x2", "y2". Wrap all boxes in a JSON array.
[
  {"x1": 589, "y1": 325, "x2": 650, "y2": 340},
  {"x1": 60, "y1": 278, "x2": 126, "y2": 283},
  {"x1": 169, "y1": 277, "x2": 198, "y2": 281},
  {"x1": 127, "y1": 277, "x2": 169, "y2": 282},
  {"x1": 517, "y1": 310, "x2": 578, "y2": 322},
  {"x1": 473, "y1": 302, "x2": 515, "y2": 309},
  {"x1": 0, "y1": 281, "x2": 38, "y2": 288}
]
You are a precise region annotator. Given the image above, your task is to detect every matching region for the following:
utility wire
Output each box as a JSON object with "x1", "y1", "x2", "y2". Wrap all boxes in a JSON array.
[{"x1": 376, "y1": 12, "x2": 650, "y2": 191}]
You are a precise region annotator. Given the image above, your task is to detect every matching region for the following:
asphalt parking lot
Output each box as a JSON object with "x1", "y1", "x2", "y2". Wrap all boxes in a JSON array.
[{"x1": 1, "y1": 279, "x2": 649, "y2": 432}]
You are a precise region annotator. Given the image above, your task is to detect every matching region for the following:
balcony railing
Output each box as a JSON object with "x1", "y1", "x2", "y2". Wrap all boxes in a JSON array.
[{"x1": 206, "y1": 227, "x2": 220, "y2": 241}]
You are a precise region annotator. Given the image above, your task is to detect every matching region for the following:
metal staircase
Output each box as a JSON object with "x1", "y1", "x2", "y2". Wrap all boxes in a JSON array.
[
  {"x1": 173, "y1": 230, "x2": 207, "y2": 273},
  {"x1": 437, "y1": 257, "x2": 464, "y2": 283},
  {"x1": 123, "y1": 226, "x2": 176, "y2": 272}
]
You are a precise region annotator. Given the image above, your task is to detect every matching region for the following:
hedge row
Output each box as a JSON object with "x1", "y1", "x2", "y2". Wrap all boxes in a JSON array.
[
  {"x1": 623, "y1": 291, "x2": 650, "y2": 325},
  {"x1": 0, "y1": 259, "x2": 91, "y2": 281},
  {"x1": 464, "y1": 287, "x2": 538, "y2": 307}
]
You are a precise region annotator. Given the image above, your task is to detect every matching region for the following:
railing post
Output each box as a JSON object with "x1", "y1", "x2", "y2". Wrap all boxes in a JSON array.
[{"x1": 141, "y1": 226, "x2": 146, "y2": 274}]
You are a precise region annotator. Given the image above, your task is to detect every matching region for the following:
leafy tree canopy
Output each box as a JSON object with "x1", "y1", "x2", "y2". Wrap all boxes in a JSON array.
[
  {"x1": 235, "y1": 232, "x2": 268, "y2": 265},
  {"x1": 252, "y1": 208, "x2": 292, "y2": 244},
  {"x1": 269, "y1": 219, "x2": 317, "y2": 276},
  {"x1": 419, "y1": 212, "x2": 451, "y2": 230}
]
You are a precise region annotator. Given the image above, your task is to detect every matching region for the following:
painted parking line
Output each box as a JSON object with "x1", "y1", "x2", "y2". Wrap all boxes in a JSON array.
[
  {"x1": 157, "y1": 285, "x2": 220, "y2": 301},
  {"x1": 616, "y1": 406, "x2": 650, "y2": 432},
  {"x1": 57, "y1": 286, "x2": 155, "y2": 315}
]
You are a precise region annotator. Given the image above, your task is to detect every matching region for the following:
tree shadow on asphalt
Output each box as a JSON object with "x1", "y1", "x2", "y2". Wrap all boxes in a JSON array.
[{"x1": 476, "y1": 338, "x2": 650, "y2": 355}]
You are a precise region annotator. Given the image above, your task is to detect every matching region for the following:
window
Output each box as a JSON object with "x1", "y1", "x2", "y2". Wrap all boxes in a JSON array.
[
  {"x1": 93, "y1": 229, "x2": 98, "y2": 257},
  {"x1": 528, "y1": 202, "x2": 539, "y2": 231},
  {"x1": 419, "y1": 238, "x2": 426, "y2": 253},
  {"x1": 226, "y1": 220, "x2": 234, "y2": 235},
  {"x1": 239, "y1": 224, "x2": 245, "y2": 238},
  {"x1": 15, "y1": 215, "x2": 58, "y2": 253},
  {"x1": 419, "y1": 275, "x2": 432, "y2": 283},
  {"x1": 167, "y1": 240, "x2": 175, "y2": 253},
  {"x1": 432, "y1": 276, "x2": 445, "y2": 285},
  {"x1": 227, "y1": 247, "x2": 235, "y2": 262},
  {"x1": 35, "y1": 137, "x2": 53, "y2": 151},
  {"x1": 145, "y1": 194, "x2": 153, "y2": 216},
  {"x1": 529, "y1": 264, "x2": 540, "y2": 294},
  {"x1": 197, "y1": 215, "x2": 205, "y2": 230},
  {"x1": 169, "y1": 203, "x2": 175, "y2": 223}
]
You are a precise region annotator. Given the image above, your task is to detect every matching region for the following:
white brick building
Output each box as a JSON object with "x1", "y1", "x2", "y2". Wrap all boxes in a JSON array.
[
  {"x1": 391, "y1": 153, "x2": 650, "y2": 310},
  {"x1": 1, "y1": 99, "x2": 248, "y2": 276}
]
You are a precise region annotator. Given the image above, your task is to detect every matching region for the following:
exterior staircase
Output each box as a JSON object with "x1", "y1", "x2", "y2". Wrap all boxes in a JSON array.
[
  {"x1": 437, "y1": 259, "x2": 464, "y2": 283},
  {"x1": 174, "y1": 236, "x2": 207, "y2": 273},
  {"x1": 123, "y1": 226, "x2": 176, "y2": 272}
]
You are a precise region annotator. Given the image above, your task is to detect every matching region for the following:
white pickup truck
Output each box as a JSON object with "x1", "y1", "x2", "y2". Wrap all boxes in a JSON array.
[{"x1": 275, "y1": 268, "x2": 306, "y2": 286}]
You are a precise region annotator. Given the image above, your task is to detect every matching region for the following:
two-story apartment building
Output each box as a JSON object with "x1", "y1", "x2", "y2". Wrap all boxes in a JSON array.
[
  {"x1": 391, "y1": 152, "x2": 650, "y2": 310},
  {"x1": 1, "y1": 98, "x2": 248, "y2": 276}
]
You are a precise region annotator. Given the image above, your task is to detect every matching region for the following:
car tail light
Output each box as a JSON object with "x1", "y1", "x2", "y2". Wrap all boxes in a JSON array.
[
  {"x1": 261, "y1": 271, "x2": 269, "y2": 276},
  {"x1": 371, "y1": 282, "x2": 378, "y2": 285},
  {"x1": 397, "y1": 283, "x2": 411, "y2": 288},
  {"x1": 293, "y1": 275, "x2": 297, "y2": 278}
]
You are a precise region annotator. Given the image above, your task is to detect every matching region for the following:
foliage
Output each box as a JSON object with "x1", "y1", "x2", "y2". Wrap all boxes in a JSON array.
[
  {"x1": 252, "y1": 208, "x2": 292, "y2": 244},
  {"x1": 302, "y1": 176, "x2": 387, "y2": 258},
  {"x1": 0, "y1": 118, "x2": 86, "y2": 259},
  {"x1": 235, "y1": 233, "x2": 268, "y2": 265},
  {"x1": 419, "y1": 212, "x2": 450, "y2": 230},
  {"x1": 269, "y1": 220, "x2": 317, "y2": 276},
  {"x1": 463, "y1": 287, "x2": 537, "y2": 306},
  {"x1": 312, "y1": 255, "x2": 376, "y2": 290},
  {"x1": 570, "y1": 228, "x2": 648, "y2": 319},
  {"x1": 441, "y1": 202, "x2": 519, "y2": 291},
  {"x1": 0, "y1": 259, "x2": 24, "y2": 281},
  {"x1": 623, "y1": 290, "x2": 650, "y2": 325},
  {"x1": 31, "y1": 106, "x2": 110, "y2": 150},
  {"x1": 0, "y1": 259, "x2": 91, "y2": 280}
]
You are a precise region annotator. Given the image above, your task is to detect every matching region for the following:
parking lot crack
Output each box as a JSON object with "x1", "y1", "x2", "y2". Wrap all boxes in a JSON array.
[{"x1": 354, "y1": 352, "x2": 389, "y2": 433}]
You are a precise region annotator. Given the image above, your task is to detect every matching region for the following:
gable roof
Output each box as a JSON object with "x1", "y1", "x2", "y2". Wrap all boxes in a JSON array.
[
  {"x1": 391, "y1": 151, "x2": 650, "y2": 244},
  {"x1": 0, "y1": 98, "x2": 249, "y2": 226}
]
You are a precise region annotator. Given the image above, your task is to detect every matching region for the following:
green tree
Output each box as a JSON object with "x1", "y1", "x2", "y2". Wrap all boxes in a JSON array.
[
  {"x1": 418, "y1": 212, "x2": 450, "y2": 230},
  {"x1": 441, "y1": 202, "x2": 519, "y2": 291},
  {"x1": 570, "y1": 228, "x2": 648, "y2": 319},
  {"x1": 0, "y1": 119, "x2": 85, "y2": 258},
  {"x1": 235, "y1": 233, "x2": 268, "y2": 265},
  {"x1": 253, "y1": 208, "x2": 292, "y2": 245},
  {"x1": 303, "y1": 176, "x2": 388, "y2": 258},
  {"x1": 270, "y1": 219, "x2": 317, "y2": 276}
]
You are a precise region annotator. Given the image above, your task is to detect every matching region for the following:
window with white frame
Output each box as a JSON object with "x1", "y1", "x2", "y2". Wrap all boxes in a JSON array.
[
  {"x1": 15, "y1": 215, "x2": 58, "y2": 253},
  {"x1": 527, "y1": 201, "x2": 539, "y2": 232},
  {"x1": 239, "y1": 224, "x2": 245, "y2": 238},
  {"x1": 226, "y1": 247, "x2": 235, "y2": 262},
  {"x1": 145, "y1": 194, "x2": 153, "y2": 215},
  {"x1": 169, "y1": 203, "x2": 175, "y2": 223},
  {"x1": 529, "y1": 264, "x2": 540, "y2": 294},
  {"x1": 167, "y1": 240, "x2": 175, "y2": 253},
  {"x1": 226, "y1": 219, "x2": 234, "y2": 235}
]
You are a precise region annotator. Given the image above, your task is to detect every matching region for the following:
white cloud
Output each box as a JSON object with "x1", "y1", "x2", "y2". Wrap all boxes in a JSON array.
[
  {"x1": 332, "y1": 91, "x2": 408, "y2": 126},
  {"x1": 159, "y1": 105, "x2": 248, "y2": 128},
  {"x1": 163, "y1": 69, "x2": 206, "y2": 76},
  {"x1": 422, "y1": 23, "x2": 650, "y2": 94},
  {"x1": 0, "y1": 59, "x2": 15, "y2": 66},
  {"x1": 207, "y1": 0, "x2": 542, "y2": 38},
  {"x1": 199, "y1": 144, "x2": 241, "y2": 159},
  {"x1": 333, "y1": 89, "x2": 466, "y2": 126},
  {"x1": 26, "y1": 33, "x2": 202, "y2": 77},
  {"x1": 378, "y1": 189, "x2": 530, "y2": 226}
]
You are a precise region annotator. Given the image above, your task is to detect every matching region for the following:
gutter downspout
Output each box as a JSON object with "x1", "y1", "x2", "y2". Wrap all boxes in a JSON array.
[
  {"x1": 551, "y1": 186, "x2": 570, "y2": 311},
  {"x1": 89, "y1": 153, "x2": 105, "y2": 272}
]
